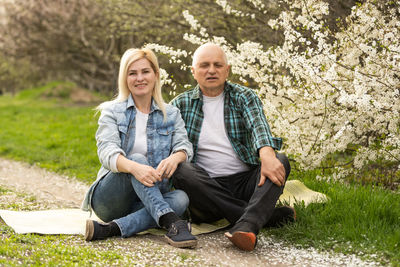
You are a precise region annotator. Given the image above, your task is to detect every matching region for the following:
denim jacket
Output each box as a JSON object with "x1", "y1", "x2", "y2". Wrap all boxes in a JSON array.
[{"x1": 81, "y1": 94, "x2": 193, "y2": 211}]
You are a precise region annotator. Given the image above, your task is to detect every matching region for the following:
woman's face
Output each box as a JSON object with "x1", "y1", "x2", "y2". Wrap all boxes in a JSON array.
[{"x1": 126, "y1": 58, "x2": 157, "y2": 99}]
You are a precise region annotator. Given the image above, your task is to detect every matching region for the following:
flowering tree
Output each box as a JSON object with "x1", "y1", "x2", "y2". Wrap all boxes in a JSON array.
[{"x1": 147, "y1": 0, "x2": 400, "y2": 179}]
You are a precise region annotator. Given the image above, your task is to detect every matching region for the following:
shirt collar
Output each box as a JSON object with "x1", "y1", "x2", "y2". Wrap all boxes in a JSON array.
[
  {"x1": 191, "y1": 82, "x2": 231, "y2": 100},
  {"x1": 190, "y1": 85, "x2": 202, "y2": 100}
]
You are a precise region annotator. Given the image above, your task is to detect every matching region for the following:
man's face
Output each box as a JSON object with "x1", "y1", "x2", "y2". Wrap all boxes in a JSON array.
[{"x1": 192, "y1": 46, "x2": 230, "y2": 95}]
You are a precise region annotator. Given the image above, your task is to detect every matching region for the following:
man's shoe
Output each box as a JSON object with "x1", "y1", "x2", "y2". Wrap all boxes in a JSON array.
[
  {"x1": 264, "y1": 206, "x2": 296, "y2": 228},
  {"x1": 225, "y1": 231, "x2": 257, "y2": 251},
  {"x1": 164, "y1": 220, "x2": 198, "y2": 248},
  {"x1": 224, "y1": 221, "x2": 257, "y2": 251},
  {"x1": 85, "y1": 220, "x2": 117, "y2": 241}
]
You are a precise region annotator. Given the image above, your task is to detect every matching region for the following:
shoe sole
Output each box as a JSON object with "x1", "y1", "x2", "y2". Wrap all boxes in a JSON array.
[
  {"x1": 164, "y1": 235, "x2": 198, "y2": 248},
  {"x1": 225, "y1": 231, "x2": 256, "y2": 251},
  {"x1": 85, "y1": 220, "x2": 95, "y2": 241}
]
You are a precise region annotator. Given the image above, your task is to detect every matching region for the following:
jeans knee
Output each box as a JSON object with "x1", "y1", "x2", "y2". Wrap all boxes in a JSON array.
[{"x1": 170, "y1": 189, "x2": 189, "y2": 215}]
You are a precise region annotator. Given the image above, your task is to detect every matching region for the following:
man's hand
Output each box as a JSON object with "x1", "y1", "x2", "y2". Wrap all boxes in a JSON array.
[
  {"x1": 156, "y1": 151, "x2": 186, "y2": 179},
  {"x1": 258, "y1": 146, "x2": 285, "y2": 187}
]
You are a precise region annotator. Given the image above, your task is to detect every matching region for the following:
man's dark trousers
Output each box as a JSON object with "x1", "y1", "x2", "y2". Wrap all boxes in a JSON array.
[{"x1": 172, "y1": 153, "x2": 291, "y2": 234}]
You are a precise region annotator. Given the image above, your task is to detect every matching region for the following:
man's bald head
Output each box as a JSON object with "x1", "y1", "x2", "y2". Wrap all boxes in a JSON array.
[
  {"x1": 191, "y1": 43, "x2": 230, "y2": 96},
  {"x1": 192, "y1": 43, "x2": 228, "y2": 67}
]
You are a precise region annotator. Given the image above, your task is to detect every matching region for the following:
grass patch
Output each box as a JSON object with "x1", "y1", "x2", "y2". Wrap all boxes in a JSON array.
[
  {"x1": 263, "y1": 169, "x2": 400, "y2": 266},
  {"x1": 0, "y1": 234, "x2": 126, "y2": 266},
  {"x1": 0, "y1": 82, "x2": 101, "y2": 183}
]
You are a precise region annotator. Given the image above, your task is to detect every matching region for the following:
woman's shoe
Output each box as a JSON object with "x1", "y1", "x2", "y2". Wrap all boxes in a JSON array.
[
  {"x1": 164, "y1": 220, "x2": 198, "y2": 248},
  {"x1": 85, "y1": 220, "x2": 120, "y2": 241}
]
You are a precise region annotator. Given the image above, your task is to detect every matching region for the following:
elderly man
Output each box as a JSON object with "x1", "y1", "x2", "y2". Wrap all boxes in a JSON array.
[{"x1": 171, "y1": 43, "x2": 294, "y2": 251}]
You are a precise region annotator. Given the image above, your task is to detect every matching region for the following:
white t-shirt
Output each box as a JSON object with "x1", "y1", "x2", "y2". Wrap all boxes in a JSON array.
[
  {"x1": 196, "y1": 92, "x2": 250, "y2": 177},
  {"x1": 131, "y1": 109, "x2": 149, "y2": 156},
  {"x1": 110, "y1": 109, "x2": 148, "y2": 172}
]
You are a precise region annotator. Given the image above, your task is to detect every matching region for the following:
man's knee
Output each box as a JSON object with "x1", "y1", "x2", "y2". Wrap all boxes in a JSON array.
[
  {"x1": 276, "y1": 153, "x2": 291, "y2": 179},
  {"x1": 172, "y1": 162, "x2": 195, "y2": 187},
  {"x1": 172, "y1": 162, "x2": 208, "y2": 188}
]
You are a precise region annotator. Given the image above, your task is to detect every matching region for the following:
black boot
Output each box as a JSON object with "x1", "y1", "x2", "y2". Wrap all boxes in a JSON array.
[{"x1": 264, "y1": 206, "x2": 296, "y2": 228}]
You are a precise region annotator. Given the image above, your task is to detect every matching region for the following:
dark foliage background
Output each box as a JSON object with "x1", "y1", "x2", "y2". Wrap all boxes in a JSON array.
[{"x1": 0, "y1": 0, "x2": 358, "y2": 97}]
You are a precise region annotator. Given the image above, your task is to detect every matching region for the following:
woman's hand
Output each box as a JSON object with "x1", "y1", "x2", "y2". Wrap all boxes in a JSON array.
[
  {"x1": 156, "y1": 151, "x2": 186, "y2": 179},
  {"x1": 116, "y1": 154, "x2": 161, "y2": 187},
  {"x1": 131, "y1": 163, "x2": 162, "y2": 187}
]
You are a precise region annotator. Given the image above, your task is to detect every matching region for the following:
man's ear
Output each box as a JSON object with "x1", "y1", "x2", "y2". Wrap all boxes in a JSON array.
[
  {"x1": 191, "y1": 66, "x2": 195, "y2": 76},
  {"x1": 227, "y1": 65, "x2": 231, "y2": 75}
]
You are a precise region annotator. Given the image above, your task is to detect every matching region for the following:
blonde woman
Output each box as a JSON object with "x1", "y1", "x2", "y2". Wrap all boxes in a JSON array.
[{"x1": 82, "y1": 48, "x2": 197, "y2": 248}]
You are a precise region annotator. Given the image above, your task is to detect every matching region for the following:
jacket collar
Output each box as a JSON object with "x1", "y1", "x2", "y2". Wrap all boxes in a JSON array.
[{"x1": 127, "y1": 93, "x2": 160, "y2": 113}]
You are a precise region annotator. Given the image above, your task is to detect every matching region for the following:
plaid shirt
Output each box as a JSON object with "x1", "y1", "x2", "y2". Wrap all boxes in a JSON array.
[{"x1": 171, "y1": 82, "x2": 282, "y2": 165}]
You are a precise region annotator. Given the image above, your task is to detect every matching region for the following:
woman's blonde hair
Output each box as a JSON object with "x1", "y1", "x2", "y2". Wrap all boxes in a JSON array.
[{"x1": 98, "y1": 48, "x2": 166, "y2": 119}]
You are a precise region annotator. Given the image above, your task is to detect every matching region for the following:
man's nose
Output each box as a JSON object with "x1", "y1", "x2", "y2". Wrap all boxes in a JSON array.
[{"x1": 208, "y1": 65, "x2": 216, "y2": 73}]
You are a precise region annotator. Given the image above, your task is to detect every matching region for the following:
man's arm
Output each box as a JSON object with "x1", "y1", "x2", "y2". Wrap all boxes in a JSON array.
[
  {"x1": 240, "y1": 89, "x2": 282, "y2": 152},
  {"x1": 238, "y1": 87, "x2": 284, "y2": 186}
]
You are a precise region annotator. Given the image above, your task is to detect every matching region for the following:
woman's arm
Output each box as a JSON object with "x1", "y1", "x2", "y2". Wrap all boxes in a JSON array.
[
  {"x1": 156, "y1": 150, "x2": 187, "y2": 179},
  {"x1": 170, "y1": 108, "x2": 193, "y2": 161},
  {"x1": 96, "y1": 105, "x2": 126, "y2": 171},
  {"x1": 156, "y1": 106, "x2": 192, "y2": 178}
]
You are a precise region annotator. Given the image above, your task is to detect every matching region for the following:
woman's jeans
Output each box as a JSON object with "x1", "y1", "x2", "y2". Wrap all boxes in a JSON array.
[{"x1": 91, "y1": 154, "x2": 189, "y2": 237}]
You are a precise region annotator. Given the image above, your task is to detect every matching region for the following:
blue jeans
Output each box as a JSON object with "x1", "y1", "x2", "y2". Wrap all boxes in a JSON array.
[{"x1": 91, "y1": 154, "x2": 189, "y2": 237}]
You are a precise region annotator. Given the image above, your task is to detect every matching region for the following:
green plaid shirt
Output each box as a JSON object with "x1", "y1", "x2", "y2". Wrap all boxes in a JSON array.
[{"x1": 171, "y1": 82, "x2": 282, "y2": 165}]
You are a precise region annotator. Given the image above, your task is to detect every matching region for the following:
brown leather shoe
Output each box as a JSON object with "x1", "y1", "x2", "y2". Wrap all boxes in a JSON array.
[{"x1": 225, "y1": 231, "x2": 257, "y2": 251}]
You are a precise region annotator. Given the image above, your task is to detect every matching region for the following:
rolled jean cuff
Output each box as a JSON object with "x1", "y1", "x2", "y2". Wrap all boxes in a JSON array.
[{"x1": 112, "y1": 220, "x2": 125, "y2": 236}]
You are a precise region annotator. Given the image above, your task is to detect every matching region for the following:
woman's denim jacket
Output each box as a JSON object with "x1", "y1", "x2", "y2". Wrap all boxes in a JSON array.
[{"x1": 81, "y1": 95, "x2": 193, "y2": 212}]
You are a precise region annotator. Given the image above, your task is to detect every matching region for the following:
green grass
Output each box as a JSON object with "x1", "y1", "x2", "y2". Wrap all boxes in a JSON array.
[
  {"x1": 266, "y1": 169, "x2": 400, "y2": 266},
  {"x1": 0, "y1": 82, "x2": 399, "y2": 266},
  {"x1": 0, "y1": 231, "x2": 126, "y2": 266},
  {"x1": 0, "y1": 82, "x2": 101, "y2": 183}
]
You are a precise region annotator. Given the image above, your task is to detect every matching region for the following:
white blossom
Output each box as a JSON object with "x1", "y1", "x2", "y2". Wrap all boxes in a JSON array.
[{"x1": 152, "y1": 0, "x2": 400, "y2": 177}]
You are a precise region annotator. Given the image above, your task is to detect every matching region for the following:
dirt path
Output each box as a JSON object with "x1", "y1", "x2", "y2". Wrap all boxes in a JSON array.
[{"x1": 0, "y1": 157, "x2": 380, "y2": 266}]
